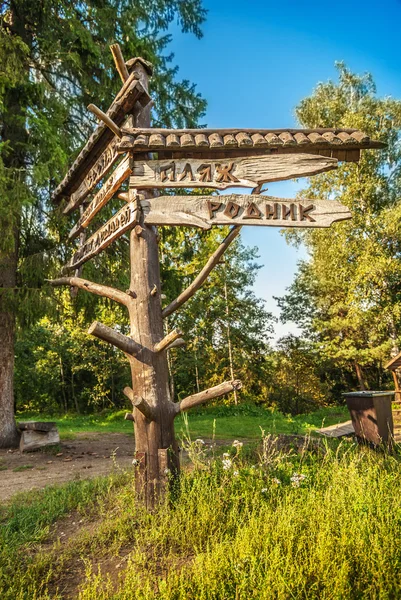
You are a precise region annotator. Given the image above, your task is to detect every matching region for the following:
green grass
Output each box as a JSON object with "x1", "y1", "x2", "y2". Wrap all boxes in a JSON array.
[
  {"x1": 16, "y1": 404, "x2": 349, "y2": 441},
  {"x1": 2, "y1": 438, "x2": 401, "y2": 599},
  {"x1": 12, "y1": 465, "x2": 34, "y2": 472}
]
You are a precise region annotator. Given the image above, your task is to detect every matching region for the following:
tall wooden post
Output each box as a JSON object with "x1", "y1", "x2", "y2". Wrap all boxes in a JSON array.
[{"x1": 126, "y1": 60, "x2": 179, "y2": 504}]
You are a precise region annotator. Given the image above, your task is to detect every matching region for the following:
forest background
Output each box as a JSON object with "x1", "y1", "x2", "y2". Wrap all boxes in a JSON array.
[{"x1": 1, "y1": 0, "x2": 401, "y2": 438}]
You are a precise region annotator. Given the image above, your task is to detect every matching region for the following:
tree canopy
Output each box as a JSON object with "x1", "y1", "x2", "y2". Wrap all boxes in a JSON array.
[{"x1": 278, "y1": 63, "x2": 401, "y2": 390}]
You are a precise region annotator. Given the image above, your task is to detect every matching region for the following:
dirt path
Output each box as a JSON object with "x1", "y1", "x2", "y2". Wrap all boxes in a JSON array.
[{"x1": 0, "y1": 432, "x2": 134, "y2": 503}]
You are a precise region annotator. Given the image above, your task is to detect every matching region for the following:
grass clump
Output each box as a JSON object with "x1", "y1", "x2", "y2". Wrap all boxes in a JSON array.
[{"x1": 2, "y1": 436, "x2": 401, "y2": 598}]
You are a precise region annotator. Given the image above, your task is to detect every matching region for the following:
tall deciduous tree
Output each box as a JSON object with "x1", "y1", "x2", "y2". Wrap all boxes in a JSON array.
[
  {"x1": 278, "y1": 64, "x2": 401, "y2": 390},
  {"x1": 0, "y1": 0, "x2": 206, "y2": 446}
]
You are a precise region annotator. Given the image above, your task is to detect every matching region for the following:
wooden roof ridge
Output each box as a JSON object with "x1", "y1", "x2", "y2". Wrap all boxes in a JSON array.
[
  {"x1": 122, "y1": 126, "x2": 374, "y2": 135},
  {"x1": 52, "y1": 72, "x2": 151, "y2": 203},
  {"x1": 117, "y1": 127, "x2": 385, "y2": 154}
]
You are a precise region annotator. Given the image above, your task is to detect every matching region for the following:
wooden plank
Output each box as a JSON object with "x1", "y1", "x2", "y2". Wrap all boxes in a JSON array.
[
  {"x1": 65, "y1": 199, "x2": 139, "y2": 270},
  {"x1": 63, "y1": 137, "x2": 120, "y2": 214},
  {"x1": 68, "y1": 156, "x2": 132, "y2": 239},
  {"x1": 316, "y1": 421, "x2": 354, "y2": 438},
  {"x1": 141, "y1": 194, "x2": 351, "y2": 230},
  {"x1": 130, "y1": 154, "x2": 338, "y2": 190}
]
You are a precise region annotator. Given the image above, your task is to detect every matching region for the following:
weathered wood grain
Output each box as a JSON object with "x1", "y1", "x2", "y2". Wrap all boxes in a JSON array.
[
  {"x1": 110, "y1": 43, "x2": 129, "y2": 82},
  {"x1": 65, "y1": 200, "x2": 139, "y2": 270},
  {"x1": 68, "y1": 156, "x2": 132, "y2": 239},
  {"x1": 130, "y1": 154, "x2": 338, "y2": 190},
  {"x1": 142, "y1": 194, "x2": 351, "y2": 230},
  {"x1": 177, "y1": 380, "x2": 243, "y2": 413},
  {"x1": 63, "y1": 137, "x2": 120, "y2": 214},
  {"x1": 20, "y1": 429, "x2": 60, "y2": 452}
]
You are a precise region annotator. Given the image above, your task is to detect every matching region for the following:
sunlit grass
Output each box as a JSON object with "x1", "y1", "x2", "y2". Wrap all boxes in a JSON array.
[
  {"x1": 16, "y1": 404, "x2": 350, "y2": 441},
  {"x1": 2, "y1": 436, "x2": 401, "y2": 599}
]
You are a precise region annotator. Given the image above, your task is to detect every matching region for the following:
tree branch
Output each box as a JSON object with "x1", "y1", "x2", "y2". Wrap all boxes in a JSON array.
[
  {"x1": 88, "y1": 321, "x2": 142, "y2": 356},
  {"x1": 123, "y1": 387, "x2": 155, "y2": 420},
  {"x1": 87, "y1": 104, "x2": 122, "y2": 138},
  {"x1": 110, "y1": 43, "x2": 130, "y2": 82},
  {"x1": 49, "y1": 277, "x2": 131, "y2": 307},
  {"x1": 166, "y1": 338, "x2": 186, "y2": 350},
  {"x1": 162, "y1": 226, "x2": 241, "y2": 318},
  {"x1": 177, "y1": 380, "x2": 242, "y2": 413},
  {"x1": 154, "y1": 328, "x2": 183, "y2": 352}
]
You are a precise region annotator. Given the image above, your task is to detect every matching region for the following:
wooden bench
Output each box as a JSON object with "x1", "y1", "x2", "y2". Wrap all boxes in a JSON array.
[{"x1": 17, "y1": 421, "x2": 60, "y2": 452}]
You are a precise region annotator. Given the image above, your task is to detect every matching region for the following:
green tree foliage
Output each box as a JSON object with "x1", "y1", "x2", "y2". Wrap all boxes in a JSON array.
[
  {"x1": 278, "y1": 63, "x2": 401, "y2": 391},
  {"x1": 0, "y1": 0, "x2": 207, "y2": 444},
  {"x1": 161, "y1": 227, "x2": 275, "y2": 402}
]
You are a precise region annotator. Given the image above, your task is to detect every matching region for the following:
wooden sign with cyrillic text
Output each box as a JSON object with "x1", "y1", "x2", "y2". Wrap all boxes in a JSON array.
[
  {"x1": 65, "y1": 200, "x2": 139, "y2": 271},
  {"x1": 141, "y1": 194, "x2": 351, "y2": 229},
  {"x1": 68, "y1": 156, "x2": 132, "y2": 240},
  {"x1": 63, "y1": 137, "x2": 120, "y2": 215},
  {"x1": 130, "y1": 154, "x2": 337, "y2": 190}
]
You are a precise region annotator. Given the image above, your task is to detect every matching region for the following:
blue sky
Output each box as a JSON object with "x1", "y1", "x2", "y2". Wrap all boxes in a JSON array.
[{"x1": 167, "y1": 0, "x2": 401, "y2": 341}]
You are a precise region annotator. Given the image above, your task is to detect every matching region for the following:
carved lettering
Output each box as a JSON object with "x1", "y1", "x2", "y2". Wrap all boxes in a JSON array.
[
  {"x1": 281, "y1": 203, "x2": 297, "y2": 220},
  {"x1": 198, "y1": 164, "x2": 212, "y2": 182},
  {"x1": 243, "y1": 202, "x2": 262, "y2": 219},
  {"x1": 224, "y1": 201, "x2": 240, "y2": 218},
  {"x1": 207, "y1": 200, "x2": 222, "y2": 219},
  {"x1": 299, "y1": 204, "x2": 316, "y2": 222},
  {"x1": 160, "y1": 162, "x2": 176, "y2": 182},
  {"x1": 266, "y1": 203, "x2": 280, "y2": 220},
  {"x1": 215, "y1": 162, "x2": 240, "y2": 183},
  {"x1": 130, "y1": 155, "x2": 338, "y2": 190},
  {"x1": 178, "y1": 163, "x2": 195, "y2": 182}
]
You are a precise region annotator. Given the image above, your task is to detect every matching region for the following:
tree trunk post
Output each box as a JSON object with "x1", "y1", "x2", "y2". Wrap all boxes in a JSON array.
[{"x1": 127, "y1": 60, "x2": 179, "y2": 507}]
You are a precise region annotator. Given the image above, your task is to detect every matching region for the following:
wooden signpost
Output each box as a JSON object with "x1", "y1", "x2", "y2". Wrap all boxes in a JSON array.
[
  {"x1": 49, "y1": 45, "x2": 383, "y2": 507},
  {"x1": 130, "y1": 154, "x2": 338, "y2": 189}
]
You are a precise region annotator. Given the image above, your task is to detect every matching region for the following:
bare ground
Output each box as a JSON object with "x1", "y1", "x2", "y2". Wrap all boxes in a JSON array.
[{"x1": 0, "y1": 432, "x2": 134, "y2": 503}]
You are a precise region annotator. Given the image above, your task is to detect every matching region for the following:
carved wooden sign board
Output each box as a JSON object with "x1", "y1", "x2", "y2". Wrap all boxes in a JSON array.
[
  {"x1": 130, "y1": 154, "x2": 338, "y2": 189},
  {"x1": 65, "y1": 194, "x2": 351, "y2": 271}
]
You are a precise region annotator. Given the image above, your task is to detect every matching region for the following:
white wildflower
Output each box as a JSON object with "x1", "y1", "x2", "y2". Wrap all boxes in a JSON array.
[
  {"x1": 222, "y1": 458, "x2": 232, "y2": 470},
  {"x1": 290, "y1": 472, "x2": 307, "y2": 487},
  {"x1": 233, "y1": 470, "x2": 239, "y2": 477},
  {"x1": 222, "y1": 452, "x2": 230, "y2": 459},
  {"x1": 272, "y1": 477, "x2": 281, "y2": 485},
  {"x1": 232, "y1": 440, "x2": 243, "y2": 449},
  {"x1": 261, "y1": 488, "x2": 268, "y2": 493}
]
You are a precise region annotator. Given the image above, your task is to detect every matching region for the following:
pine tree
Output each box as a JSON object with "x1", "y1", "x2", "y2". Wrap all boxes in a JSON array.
[{"x1": 0, "y1": 0, "x2": 206, "y2": 446}]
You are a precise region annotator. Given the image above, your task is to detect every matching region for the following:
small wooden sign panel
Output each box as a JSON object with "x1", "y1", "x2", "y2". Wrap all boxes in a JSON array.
[
  {"x1": 63, "y1": 137, "x2": 120, "y2": 214},
  {"x1": 130, "y1": 154, "x2": 337, "y2": 190},
  {"x1": 65, "y1": 200, "x2": 139, "y2": 271},
  {"x1": 69, "y1": 156, "x2": 132, "y2": 239}
]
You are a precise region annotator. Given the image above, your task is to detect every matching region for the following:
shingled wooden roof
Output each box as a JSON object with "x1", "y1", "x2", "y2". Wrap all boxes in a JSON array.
[
  {"x1": 385, "y1": 351, "x2": 401, "y2": 371},
  {"x1": 118, "y1": 127, "x2": 384, "y2": 160}
]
